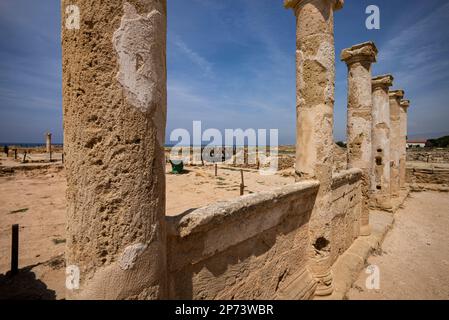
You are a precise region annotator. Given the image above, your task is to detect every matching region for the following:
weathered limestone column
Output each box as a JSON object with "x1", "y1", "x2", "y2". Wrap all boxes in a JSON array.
[
  {"x1": 371, "y1": 75, "x2": 394, "y2": 210},
  {"x1": 399, "y1": 99, "x2": 410, "y2": 189},
  {"x1": 46, "y1": 132, "x2": 52, "y2": 153},
  {"x1": 285, "y1": 0, "x2": 343, "y2": 297},
  {"x1": 62, "y1": 0, "x2": 167, "y2": 299},
  {"x1": 389, "y1": 90, "x2": 404, "y2": 197},
  {"x1": 341, "y1": 42, "x2": 377, "y2": 236}
]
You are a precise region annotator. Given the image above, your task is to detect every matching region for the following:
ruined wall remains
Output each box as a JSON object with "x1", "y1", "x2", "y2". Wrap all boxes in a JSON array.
[
  {"x1": 407, "y1": 150, "x2": 449, "y2": 163},
  {"x1": 62, "y1": 0, "x2": 168, "y2": 299},
  {"x1": 46, "y1": 133, "x2": 52, "y2": 153},
  {"x1": 333, "y1": 144, "x2": 348, "y2": 172},
  {"x1": 371, "y1": 75, "x2": 394, "y2": 210}
]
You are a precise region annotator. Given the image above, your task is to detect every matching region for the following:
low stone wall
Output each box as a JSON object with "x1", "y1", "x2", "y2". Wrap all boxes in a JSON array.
[
  {"x1": 166, "y1": 181, "x2": 319, "y2": 299},
  {"x1": 166, "y1": 169, "x2": 363, "y2": 300},
  {"x1": 330, "y1": 169, "x2": 362, "y2": 265},
  {"x1": 407, "y1": 166, "x2": 449, "y2": 185},
  {"x1": 407, "y1": 149, "x2": 449, "y2": 163}
]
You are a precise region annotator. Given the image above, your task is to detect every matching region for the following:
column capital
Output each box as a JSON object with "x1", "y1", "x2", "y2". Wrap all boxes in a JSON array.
[
  {"x1": 372, "y1": 74, "x2": 394, "y2": 90},
  {"x1": 284, "y1": 0, "x2": 344, "y2": 11},
  {"x1": 400, "y1": 99, "x2": 410, "y2": 110},
  {"x1": 341, "y1": 41, "x2": 378, "y2": 65},
  {"x1": 389, "y1": 90, "x2": 405, "y2": 100}
]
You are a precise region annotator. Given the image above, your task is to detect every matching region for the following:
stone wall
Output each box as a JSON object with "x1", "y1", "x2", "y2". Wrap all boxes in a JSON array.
[
  {"x1": 166, "y1": 170, "x2": 362, "y2": 300},
  {"x1": 407, "y1": 149, "x2": 449, "y2": 163},
  {"x1": 330, "y1": 169, "x2": 362, "y2": 265}
]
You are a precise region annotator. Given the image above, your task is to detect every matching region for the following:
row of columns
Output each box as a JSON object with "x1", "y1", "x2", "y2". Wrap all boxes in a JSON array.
[
  {"x1": 341, "y1": 46, "x2": 411, "y2": 215},
  {"x1": 286, "y1": 0, "x2": 411, "y2": 297}
]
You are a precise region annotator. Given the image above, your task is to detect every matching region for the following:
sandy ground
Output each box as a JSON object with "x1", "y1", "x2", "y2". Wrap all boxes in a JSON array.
[
  {"x1": 0, "y1": 154, "x2": 294, "y2": 299},
  {"x1": 2, "y1": 151, "x2": 449, "y2": 300},
  {"x1": 348, "y1": 191, "x2": 449, "y2": 300}
]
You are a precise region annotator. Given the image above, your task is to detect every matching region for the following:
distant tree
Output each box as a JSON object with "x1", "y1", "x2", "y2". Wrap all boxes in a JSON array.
[
  {"x1": 426, "y1": 136, "x2": 449, "y2": 148},
  {"x1": 425, "y1": 139, "x2": 435, "y2": 148}
]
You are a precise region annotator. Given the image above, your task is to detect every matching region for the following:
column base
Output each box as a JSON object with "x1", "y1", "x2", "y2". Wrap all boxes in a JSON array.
[{"x1": 313, "y1": 271, "x2": 334, "y2": 297}]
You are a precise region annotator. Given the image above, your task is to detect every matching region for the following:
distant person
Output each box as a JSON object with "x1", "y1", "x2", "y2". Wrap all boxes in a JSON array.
[{"x1": 3, "y1": 145, "x2": 8, "y2": 156}]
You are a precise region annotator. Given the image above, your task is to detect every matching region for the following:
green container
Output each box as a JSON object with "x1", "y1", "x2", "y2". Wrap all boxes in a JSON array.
[{"x1": 170, "y1": 160, "x2": 184, "y2": 174}]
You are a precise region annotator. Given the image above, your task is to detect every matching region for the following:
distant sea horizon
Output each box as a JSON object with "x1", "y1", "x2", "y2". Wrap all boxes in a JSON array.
[
  {"x1": 1, "y1": 143, "x2": 295, "y2": 148},
  {"x1": 0, "y1": 142, "x2": 63, "y2": 147}
]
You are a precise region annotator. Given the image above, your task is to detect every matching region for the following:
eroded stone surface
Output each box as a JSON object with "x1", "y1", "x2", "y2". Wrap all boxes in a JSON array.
[
  {"x1": 389, "y1": 90, "x2": 405, "y2": 196},
  {"x1": 62, "y1": 0, "x2": 168, "y2": 299},
  {"x1": 342, "y1": 41, "x2": 377, "y2": 236}
]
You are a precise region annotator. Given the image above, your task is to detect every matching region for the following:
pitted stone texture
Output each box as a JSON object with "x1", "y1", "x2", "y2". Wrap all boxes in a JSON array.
[
  {"x1": 342, "y1": 41, "x2": 377, "y2": 236},
  {"x1": 287, "y1": 0, "x2": 343, "y2": 296},
  {"x1": 167, "y1": 181, "x2": 320, "y2": 300},
  {"x1": 371, "y1": 75, "x2": 394, "y2": 210},
  {"x1": 62, "y1": 0, "x2": 167, "y2": 300},
  {"x1": 389, "y1": 90, "x2": 404, "y2": 197}
]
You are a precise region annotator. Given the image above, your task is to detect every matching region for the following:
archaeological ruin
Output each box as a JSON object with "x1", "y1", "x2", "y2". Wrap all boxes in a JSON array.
[{"x1": 61, "y1": 0, "x2": 414, "y2": 300}]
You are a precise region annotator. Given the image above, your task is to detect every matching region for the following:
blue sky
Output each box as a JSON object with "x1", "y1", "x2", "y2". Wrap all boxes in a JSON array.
[{"x1": 0, "y1": 0, "x2": 448, "y2": 144}]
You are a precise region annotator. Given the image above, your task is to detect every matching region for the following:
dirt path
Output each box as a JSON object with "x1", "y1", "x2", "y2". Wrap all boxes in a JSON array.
[{"x1": 348, "y1": 191, "x2": 449, "y2": 300}]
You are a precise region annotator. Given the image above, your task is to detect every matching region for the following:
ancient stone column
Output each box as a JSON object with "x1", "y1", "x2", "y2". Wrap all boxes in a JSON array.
[
  {"x1": 46, "y1": 132, "x2": 52, "y2": 153},
  {"x1": 341, "y1": 42, "x2": 377, "y2": 236},
  {"x1": 285, "y1": 0, "x2": 343, "y2": 297},
  {"x1": 62, "y1": 0, "x2": 167, "y2": 299},
  {"x1": 389, "y1": 90, "x2": 404, "y2": 197},
  {"x1": 371, "y1": 75, "x2": 394, "y2": 211},
  {"x1": 399, "y1": 99, "x2": 410, "y2": 189}
]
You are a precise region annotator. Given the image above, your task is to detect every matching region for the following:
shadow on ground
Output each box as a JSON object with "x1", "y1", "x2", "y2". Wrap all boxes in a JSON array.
[{"x1": 0, "y1": 257, "x2": 64, "y2": 300}]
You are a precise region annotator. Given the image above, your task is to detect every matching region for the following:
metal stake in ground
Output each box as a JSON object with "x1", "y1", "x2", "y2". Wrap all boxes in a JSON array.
[
  {"x1": 240, "y1": 169, "x2": 245, "y2": 196},
  {"x1": 22, "y1": 151, "x2": 27, "y2": 163},
  {"x1": 11, "y1": 224, "x2": 19, "y2": 276},
  {"x1": 215, "y1": 163, "x2": 218, "y2": 177}
]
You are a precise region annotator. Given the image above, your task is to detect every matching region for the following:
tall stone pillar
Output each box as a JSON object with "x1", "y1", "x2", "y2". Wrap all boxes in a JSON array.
[
  {"x1": 284, "y1": 0, "x2": 343, "y2": 297},
  {"x1": 62, "y1": 0, "x2": 167, "y2": 299},
  {"x1": 46, "y1": 132, "x2": 52, "y2": 153},
  {"x1": 371, "y1": 75, "x2": 394, "y2": 210},
  {"x1": 399, "y1": 99, "x2": 410, "y2": 189},
  {"x1": 341, "y1": 42, "x2": 377, "y2": 236},
  {"x1": 389, "y1": 90, "x2": 404, "y2": 197}
]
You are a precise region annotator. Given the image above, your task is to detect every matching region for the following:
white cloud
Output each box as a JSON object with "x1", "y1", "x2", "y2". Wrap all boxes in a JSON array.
[{"x1": 171, "y1": 36, "x2": 214, "y2": 77}]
